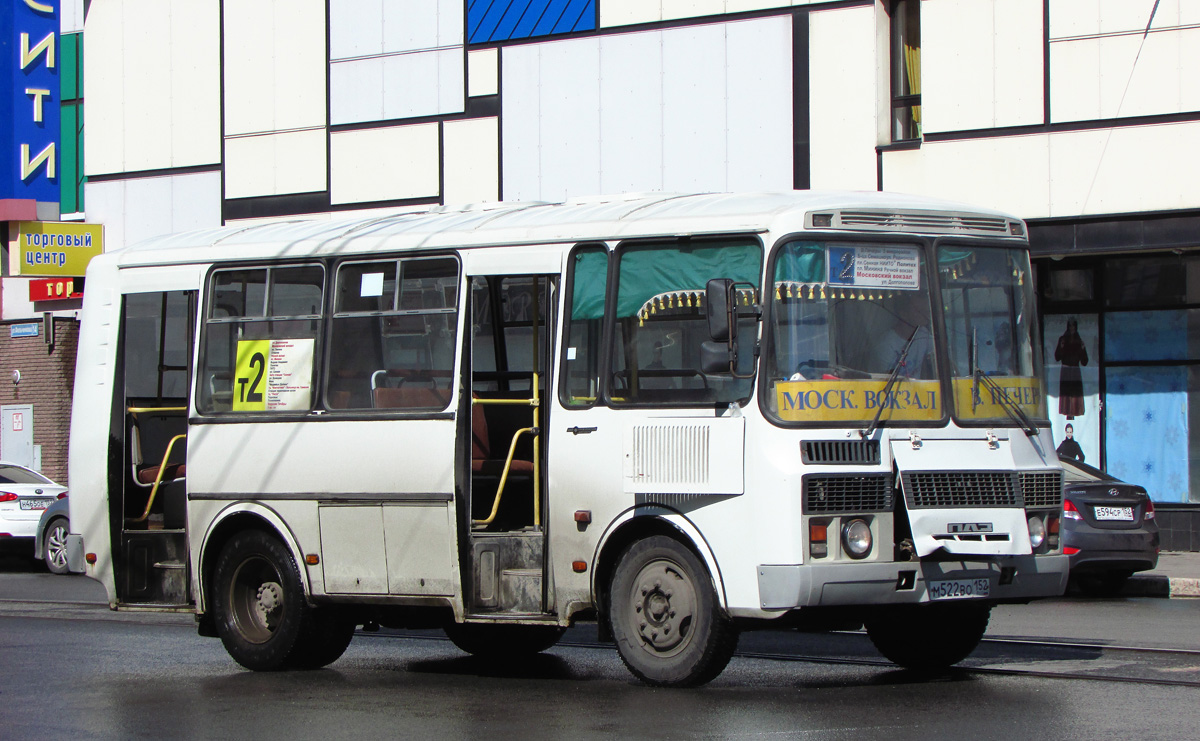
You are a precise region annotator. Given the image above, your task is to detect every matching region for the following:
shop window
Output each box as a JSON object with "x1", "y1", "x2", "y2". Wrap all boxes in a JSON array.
[
  {"x1": 1104, "y1": 255, "x2": 1187, "y2": 307},
  {"x1": 890, "y1": 0, "x2": 921, "y2": 142},
  {"x1": 1044, "y1": 267, "x2": 1095, "y2": 304}
]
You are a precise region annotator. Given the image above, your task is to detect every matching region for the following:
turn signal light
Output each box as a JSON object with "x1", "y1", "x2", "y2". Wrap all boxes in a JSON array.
[
  {"x1": 1063, "y1": 546, "x2": 1080, "y2": 555},
  {"x1": 572, "y1": 560, "x2": 587, "y2": 573},
  {"x1": 305, "y1": 554, "x2": 320, "y2": 565},
  {"x1": 1063, "y1": 500, "x2": 1083, "y2": 521},
  {"x1": 809, "y1": 521, "x2": 828, "y2": 558},
  {"x1": 85, "y1": 552, "x2": 97, "y2": 564},
  {"x1": 1145, "y1": 500, "x2": 1156, "y2": 520}
]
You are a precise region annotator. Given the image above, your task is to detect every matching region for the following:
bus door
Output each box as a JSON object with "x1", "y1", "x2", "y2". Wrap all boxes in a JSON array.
[
  {"x1": 114, "y1": 288, "x2": 195, "y2": 606},
  {"x1": 463, "y1": 270, "x2": 558, "y2": 616}
]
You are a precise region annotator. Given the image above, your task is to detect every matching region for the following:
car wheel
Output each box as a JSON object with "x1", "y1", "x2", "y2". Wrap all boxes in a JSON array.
[
  {"x1": 444, "y1": 622, "x2": 565, "y2": 658},
  {"x1": 865, "y1": 602, "x2": 991, "y2": 671},
  {"x1": 608, "y1": 535, "x2": 739, "y2": 687},
  {"x1": 212, "y1": 530, "x2": 312, "y2": 671},
  {"x1": 1075, "y1": 570, "x2": 1132, "y2": 598},
  {"x1": 42, "y1": 517, "x2": 70, "y2": 575}
]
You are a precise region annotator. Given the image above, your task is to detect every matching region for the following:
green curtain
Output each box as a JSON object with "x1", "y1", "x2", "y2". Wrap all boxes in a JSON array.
[{"x1": 615, "y1": 241, "x2": 762, "y2": 318}]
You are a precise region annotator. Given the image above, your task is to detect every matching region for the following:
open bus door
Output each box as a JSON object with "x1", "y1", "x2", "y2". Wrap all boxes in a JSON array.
[
  {"x1": 461, "y1": 272, "x2": 558, "y2": 619},
  {"x1": 112, "y1": 289, "x2": 195, "y2": 606}
]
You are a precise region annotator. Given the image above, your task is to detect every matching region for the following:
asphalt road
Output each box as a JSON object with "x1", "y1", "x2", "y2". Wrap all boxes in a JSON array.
[{"x1": 3, "y1": 557, "x2": 1200, "y2": 739}]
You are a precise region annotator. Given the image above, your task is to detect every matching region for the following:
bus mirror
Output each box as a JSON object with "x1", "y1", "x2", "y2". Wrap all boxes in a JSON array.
[
  {"x1": 706, "y1": 279, "x2": 736, "y2": 343},
  {"x1": 701, "y1": 340, "x2": 733, "y2": 375}
]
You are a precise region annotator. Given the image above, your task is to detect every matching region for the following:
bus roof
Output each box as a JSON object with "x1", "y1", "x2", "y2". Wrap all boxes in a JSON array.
[{"x1": 106, "y1": 191, "x2": 1025, "y2": 268}]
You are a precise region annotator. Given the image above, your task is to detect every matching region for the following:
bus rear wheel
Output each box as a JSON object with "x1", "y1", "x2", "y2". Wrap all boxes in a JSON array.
[
  {"x1": 608, "y1": 535, "x2": 738, "y2": 687},
  {"x1": 865, "y1": 602, "x2": 991, "y2": 671},
  {"x1": 213, "y1": 530, "x2": 313, "y2": 671}
]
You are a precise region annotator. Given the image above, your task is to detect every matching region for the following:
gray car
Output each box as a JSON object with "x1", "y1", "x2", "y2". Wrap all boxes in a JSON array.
[
  {"x1": 1060, "y1": 458, "x2": 1159, "y2": 596},
  {"x1": 34, "y1": 496, "x2": 72, "y2": 574}
]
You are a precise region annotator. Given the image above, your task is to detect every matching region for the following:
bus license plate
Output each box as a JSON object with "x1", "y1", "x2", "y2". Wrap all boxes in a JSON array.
[
  {"x1": 1094, "y1": 506, "x2": 1134, "y2": 522},
  {"x1": 19, "y1": 498, "x2": 51, "y2": 510},
  {"x1": 928, "y1": 578, "x2": 990, "y2": 601}
]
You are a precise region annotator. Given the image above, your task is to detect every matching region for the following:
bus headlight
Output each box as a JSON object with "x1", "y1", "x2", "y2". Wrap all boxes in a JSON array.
[
  {"x1": 1027, "y1": 515, "x2": 1046, "y2": 549},
  {"x1": 842, "y1": 518, "x2": 872, "y2": 559}
]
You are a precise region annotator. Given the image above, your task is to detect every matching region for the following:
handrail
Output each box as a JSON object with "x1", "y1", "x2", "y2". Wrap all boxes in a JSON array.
[
  {"x1": 129, "y1": 433, "x2": 187, "y2": 524},
  {"x1": 471, "y1": 371, "x2": 541, "y2": 528},
  {"x1": 127, "y1": 406, "x2": 187, "y2": 415}
]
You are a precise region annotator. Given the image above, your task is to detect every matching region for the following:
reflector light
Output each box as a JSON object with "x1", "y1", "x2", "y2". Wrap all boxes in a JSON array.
[
  {"x1": 572, "y1": 560, "x2": 587, "y2": 573},
  {"x1": 1063, "y1": 500, "x2": 1083, "y2": 520},
  {"x1": 57, "y1": 492, "x2": 68, "y2": 499},
  {"x1": 305, "y1": 554, "x2": 320, "y2": 565},
  {"x1": 1145, "y1": 500, "x2": 1156, "y2": 520},
  {"x1": 1063, "y1": 547, "x2": 1080, "y2": 555},
  {"x1": 1047, "y1": 514, "x2": 1060, "y2": 534},
  {"x1": 85, "y1": 552, "x2": 97, "y2": 564},
  {"x1": 0, "y1": 492, "x2": 18, "y2": 502}
]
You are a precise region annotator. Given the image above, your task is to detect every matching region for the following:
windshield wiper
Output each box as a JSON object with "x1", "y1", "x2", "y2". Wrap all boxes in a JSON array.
[
  {"x1": 861, "y1": 324, "x2": 922, "y2": 439},
  {"x1": 973, "y1": 369, "x2": 1039, "y2": 437}
]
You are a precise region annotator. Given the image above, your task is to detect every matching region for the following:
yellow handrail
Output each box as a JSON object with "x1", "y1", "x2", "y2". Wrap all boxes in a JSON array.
[
  {"x1": 472, "y1": 427, "x2": 536, "y2": 527},
  {"x1": 127, "y1": 406, "x2": 186, "y2": 414},
  {"x1": 129, "y1": 433, "x2": 187, "y2": 524},
  {"x1": 471, "y1": 372, "x2": 541, "y2": 528}
]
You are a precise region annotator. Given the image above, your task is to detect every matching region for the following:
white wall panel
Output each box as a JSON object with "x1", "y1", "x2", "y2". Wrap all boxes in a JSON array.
[
  {"x1": 330, "y1": 124, "x2": 440, "y2": 205},
  {"x1": 726, "y1": 18, "x2": 792, "y2": 190},
  {"x1": 503, "y1": 17, "x2": 793, "y2": 201},
  {"x1": 224, "y1": 130, "x2": 327, "y2": 200},
  {"x1": 84, "y1": 171, "x2": 221, "y2": 250},
  {"x1": 443, "y1": 118, "x2": 500, "y2": 205},
  {"x1": 330, "y1": 58, "x2": 387, "y2": 124},
  {"x1": 468, "y1": 48, "x2": 499, "y2": 97},
  {"x1": 923, "y1": 0, "x2": 1043, "y2": 133},
  {"x1": 331, "y1": 50, "x2": 465, "y2": 124},
  {"x1": 84, "y1": 0, "x2": 220, "y2": 176},
  {"x1": 224, "y1": 0, "x2": 326, "y2": 136},
  {"x1": 808, "y1": 5, "x2": 877, "y2": 190},
  {"x1": 61, "y1": 0, "x2": 85, "y2": 33},
  {"x1": 662, "y1": 25, "x2": 727, "y2": 192},
  {"x1": 598, "y1": 32, "x2": 664, "y2": 194},
  {"x1": 600, "y1": 0, "x2": 819, "y2": 28}
]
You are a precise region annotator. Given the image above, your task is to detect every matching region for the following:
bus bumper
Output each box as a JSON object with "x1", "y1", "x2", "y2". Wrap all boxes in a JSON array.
[{"x1": 756, "y1": 554, "x2": 1069, "y2": 611}]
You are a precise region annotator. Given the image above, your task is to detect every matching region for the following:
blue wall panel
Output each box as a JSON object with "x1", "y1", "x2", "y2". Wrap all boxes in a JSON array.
[{"x1": 469, "y1": 0, "x2": 595, "y2": 44}]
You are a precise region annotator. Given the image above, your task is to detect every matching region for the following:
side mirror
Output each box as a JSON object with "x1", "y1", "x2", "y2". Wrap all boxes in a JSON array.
[
  {"x1": 705, "y1": 279, "x2": 736, "y2": 343},
  {"x1": 700, "y1": 341, "x2": 730, "y2": 375}
]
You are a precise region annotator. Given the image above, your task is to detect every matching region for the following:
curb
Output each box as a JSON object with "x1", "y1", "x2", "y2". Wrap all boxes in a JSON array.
[{"x1": 1124, "y1": 575, "x2": 1200, "y2": 598}]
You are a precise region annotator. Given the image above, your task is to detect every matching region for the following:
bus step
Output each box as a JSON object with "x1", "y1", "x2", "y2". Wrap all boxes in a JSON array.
[{"x1": 500, "y1": 568, "x2": 542, "y2": 614}]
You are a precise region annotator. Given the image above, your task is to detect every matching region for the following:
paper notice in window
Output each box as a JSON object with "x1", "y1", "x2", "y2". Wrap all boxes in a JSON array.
[
  {"x1": 361, "y1": 272, "x2": 384, "y2": 297},
  {"x1": 265, "y1": 339, "x2": 314, "y2": 411}
]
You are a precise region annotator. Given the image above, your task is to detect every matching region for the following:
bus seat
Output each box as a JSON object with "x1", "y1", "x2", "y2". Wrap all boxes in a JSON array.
[
  {"x1": 136, "y1": 462, "x2": 186, "y2": 486},
  {"x1": 471, "y1": 397, "x2": 534, "y2": 476}
]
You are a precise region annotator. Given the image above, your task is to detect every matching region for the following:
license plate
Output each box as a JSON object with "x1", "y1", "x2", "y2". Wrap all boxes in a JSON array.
[
  {"x1": 19, "y1": 498, "x2": 51, "y2": 511},
  {"x1": 928, "y1": 578, "x2": 990, "y2": 601},
  {"x1": 1094, "y1": 506, "x2": 1134, "y2": 522}
]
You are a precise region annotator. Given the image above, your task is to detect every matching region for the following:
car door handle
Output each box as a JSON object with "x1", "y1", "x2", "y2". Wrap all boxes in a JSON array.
[{"x1": 567, "y1": 426, "x2": 597, "y2": 435}]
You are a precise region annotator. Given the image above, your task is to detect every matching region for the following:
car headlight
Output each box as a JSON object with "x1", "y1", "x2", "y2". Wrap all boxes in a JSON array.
[
  {"x1": 842, "y1": 518, "x2": 872, "y2": 559},
  {"x1": 1027, "y1": 515, "x2": 1046, "y2": 549}
]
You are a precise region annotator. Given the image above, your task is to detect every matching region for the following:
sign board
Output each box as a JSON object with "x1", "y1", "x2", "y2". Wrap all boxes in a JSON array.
[
  {"x1": 775, "y1": 379, "x2": 942, "y2": 422},
  {"x1": 29, "y1": 276, "x2": 83, "y2": 301},
  {"x1": 10, "y1": 323, "x2": 39, "y2": 338},
  {"x1": 232, "y1": 338, "x2": 315, "y2": 412},
  {"x1": 827, "y1": 246, "x2": 920, "y2": 290},
  {"x1": 1, "y1": 2, "x2": 60, "y2": 203},
  {"x1": 13, "y1": 221, "x2": 103, "y2": 276}
]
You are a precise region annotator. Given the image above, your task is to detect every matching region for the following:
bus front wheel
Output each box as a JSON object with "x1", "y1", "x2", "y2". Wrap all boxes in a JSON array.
[
  {"x1": 608, "y1": 535, "x2": 739, "y2": 687},
  {"x1": 213, "y1": 530, "x2": 313, "y2": 671},
  {"x1": 865, "y1": 602, "x2": 991, "y2": 671}
]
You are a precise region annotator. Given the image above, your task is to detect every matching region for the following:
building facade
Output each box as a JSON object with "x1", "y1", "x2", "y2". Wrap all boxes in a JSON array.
[{"x1": 3, "y1": 0, "x2": 1198, "y2": 546}]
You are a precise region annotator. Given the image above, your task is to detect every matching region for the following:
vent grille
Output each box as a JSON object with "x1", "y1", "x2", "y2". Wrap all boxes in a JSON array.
[
  {"x1": 1020, "y1": 471, "x2": 1063, "y2": 509},
  {"x1": 628, "y1": 424, "x2": 710, "y2": 485},
  {"x1": 801, "y1": 440, "x2": 881, "y2": 465},
  {"x1": 902, "y1": 471, "x2": 1019, "y2": 508},
  {"x1": 830, "y1": 210, "x2": 1011, "y2": 236},
  {"x1": 804, "y1": 474, "x2": 893, "y2": 514}
]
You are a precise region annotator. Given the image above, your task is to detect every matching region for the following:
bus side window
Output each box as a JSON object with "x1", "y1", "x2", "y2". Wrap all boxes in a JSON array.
[{"x1": 561, "y1": 246, "x2": 608, "y2": 407}]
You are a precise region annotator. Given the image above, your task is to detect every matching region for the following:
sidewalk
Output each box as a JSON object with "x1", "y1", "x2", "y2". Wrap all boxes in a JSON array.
[{"x1": 1119, "y1": 550, "x2": 1200, "y2": 598}]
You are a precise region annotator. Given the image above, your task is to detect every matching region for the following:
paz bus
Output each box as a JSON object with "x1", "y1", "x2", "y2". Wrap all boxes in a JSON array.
[{"x1": 66, "y1": 191, "x2": 1067, "y2": 687}]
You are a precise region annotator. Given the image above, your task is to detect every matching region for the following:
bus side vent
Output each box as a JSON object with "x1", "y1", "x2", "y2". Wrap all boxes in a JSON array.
[
  {"x1": 629, "y1": 424, "x2": 710, "y2": 485},
  {"x1": 803, "y1": 474, "x2": 893, "y2": 514},
  {"x1": 801, "y1": 440, "x2": 881, "y2": 465},
  {"x1": 902, "y1": 471, "x2": 1019, "y2": 508},
  {"x1": 1020, "y1": 471, "x2": 1063, "y2": 509},
  {"x1": 833, "y1": 210, "x2": 1011, "y2": 236}
]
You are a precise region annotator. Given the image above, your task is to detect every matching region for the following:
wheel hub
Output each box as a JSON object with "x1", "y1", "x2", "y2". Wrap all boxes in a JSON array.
[
  {"x1": 255, "y1": 581, "x2": 283, "y2": 628},
  {"x1": 630, "y1": 562, "x2": 697, "y2": 654}
]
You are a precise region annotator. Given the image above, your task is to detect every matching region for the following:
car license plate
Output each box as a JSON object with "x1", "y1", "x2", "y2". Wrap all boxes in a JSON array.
[
  {"x1": 1094, "y1": 506, "x2": 1134, "y2": 522},
  {"x1": 19, "y1": 498, "x2": 51, "y2": 511},
  {"x1": 928, "y1": 577, "x2": 990, "y2": 600}
]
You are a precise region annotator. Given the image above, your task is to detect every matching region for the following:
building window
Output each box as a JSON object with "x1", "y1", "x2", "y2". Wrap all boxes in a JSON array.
[{"x1": 890, "y1": 0, "x2": 921, "y2": 142}]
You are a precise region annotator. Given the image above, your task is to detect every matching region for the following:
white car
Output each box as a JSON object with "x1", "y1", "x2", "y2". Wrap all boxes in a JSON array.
[{"x1": 0, "y1": 462, "x2": 68, "y2": 548}]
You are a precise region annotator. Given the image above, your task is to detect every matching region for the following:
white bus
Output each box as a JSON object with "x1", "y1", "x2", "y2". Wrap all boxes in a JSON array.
[{"x1": 67, "y1": 192, "x2": 1067, "y2": 687}]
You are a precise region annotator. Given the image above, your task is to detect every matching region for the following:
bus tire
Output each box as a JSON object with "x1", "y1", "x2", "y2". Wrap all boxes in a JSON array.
[
  {"x1": 608, "y1": 535, "x2": 739, "y2": 687},
  {"x1": 286, "y1": 608, "x2": 356, "y2": 669},
  {"x1": 865, "y1": 602, "x2": 990, "y2": 671},
  {"x1": 212, "y1": 530, "x2": 311, "y2": 671},
  {"x1": 443, "y1": 622, "x2": 565, "y2": 658}
]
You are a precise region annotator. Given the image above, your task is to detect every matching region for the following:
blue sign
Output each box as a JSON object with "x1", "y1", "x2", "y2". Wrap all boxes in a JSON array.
[
  {"x1": 10, "y1": 323, "x2": 40, "y2": 338},
  {"x1": 1, "y1": 1, "x2": 60, "y2": 203}
]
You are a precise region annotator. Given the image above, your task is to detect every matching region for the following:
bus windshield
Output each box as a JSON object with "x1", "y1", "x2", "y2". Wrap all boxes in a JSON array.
[
  {"x1": 938, "y1": 244, "x2": 1046, "y2": 424},
  {"x1": 765, "y1": 240, "x2": 942, "y2": 425}
]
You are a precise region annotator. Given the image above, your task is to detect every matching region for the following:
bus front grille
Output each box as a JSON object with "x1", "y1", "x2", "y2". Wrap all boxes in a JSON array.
[
  {"x1": 1020, "y1": 471, "x2": 1064, "y2": 509},
  {"x1": 801, "y1": 440, "x2": 881, "y2": 465},
  {"x1": 902, "y1": 471, "x2": 1019, "y2": 508},
  {"x1": 803, "y1": 474, "x2": 893, "y2": 514}
]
